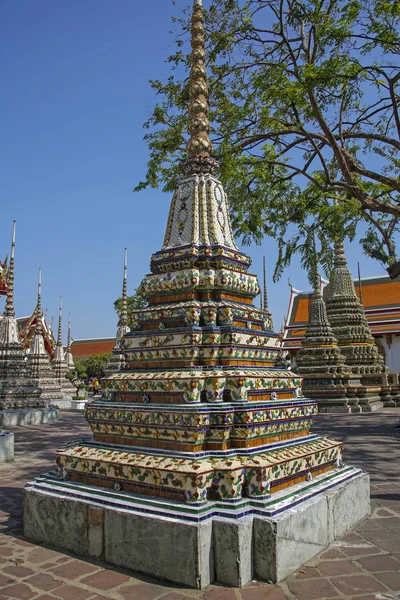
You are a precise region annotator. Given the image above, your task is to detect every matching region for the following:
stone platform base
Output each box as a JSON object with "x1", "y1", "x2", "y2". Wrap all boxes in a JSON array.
[
  {"x1": 383, "y1": 397, "x2": 400, "y2": 407},
  {"x1": 0, "y1": 408, "x2": 58, "y2": 427},
  {"x1": 24, "y1": 468, "x2": 369, "y2": 588},
  {"x1": 52, "y1": 399, "x2": 73, "y2": 410},
  {"x1": 0, "y1": 430, "x2": 14, "y2": 461},
  {"x1": 69, "y1": 399, "x2": 86, "y2": 411},
  {"x1": 318, "y1": 404, "x2": 383, "y2": 413},
  {"x1": 316, "y1": 396, "x2": 383, "y2": 413}
]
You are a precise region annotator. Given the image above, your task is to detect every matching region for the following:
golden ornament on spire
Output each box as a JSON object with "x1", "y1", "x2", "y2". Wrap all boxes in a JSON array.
[{"x1": 182, "y1": 0, "x2": 219, "y2": 174}]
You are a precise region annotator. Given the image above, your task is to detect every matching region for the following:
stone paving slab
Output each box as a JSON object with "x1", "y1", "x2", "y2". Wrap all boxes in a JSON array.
[{"x1": 0, "y1": 408, "x2": 399, "y2": 599}]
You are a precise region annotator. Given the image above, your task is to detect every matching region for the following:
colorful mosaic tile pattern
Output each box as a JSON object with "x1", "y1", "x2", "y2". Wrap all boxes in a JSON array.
[
  {"x1": 56, "y1": 436, "x2": 342, "y2": 505},
  {"x1": 85, "y1": 400, "x2": 317, "y2": 450},
  {"x1": 103, "y1": 369, "x2": 302, "y2": 405},
  {"x1": 140, "y1": 268, "x2": 260, "y2": 299}
]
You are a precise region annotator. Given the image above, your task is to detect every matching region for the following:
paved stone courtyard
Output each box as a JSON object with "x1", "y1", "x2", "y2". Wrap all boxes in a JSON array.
[{"x1": 0, "y1": 408, "x2": 399, "y2": 600}]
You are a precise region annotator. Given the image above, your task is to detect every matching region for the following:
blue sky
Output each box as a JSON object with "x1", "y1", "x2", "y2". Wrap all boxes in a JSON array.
[{"x1": 0, "y1": 0, "x2": 394, "y2": 342}]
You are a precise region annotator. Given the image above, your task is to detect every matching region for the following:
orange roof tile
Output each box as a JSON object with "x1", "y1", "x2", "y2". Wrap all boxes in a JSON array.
[
  {"x1": 71, "y1": 339, "x2": 115, "y2": 358},
  {"x1": 355, "y1": 279, "x2": 400, "y2": 308},
  {"x1": 283, "y1": 275, "x2": 400, "y2": 347},
  {"x1": 293, "y1": 298, "x2": 312, "y2": 323},
  {"x1": 282, "y1": 340, "x2": 302, "y2": 349},
  {"x1": 367, "y1": 312, "x2": 400, "y2": 321},
  {"x1": 370, "y1": 324, "x2": 400, "y2": 333}
]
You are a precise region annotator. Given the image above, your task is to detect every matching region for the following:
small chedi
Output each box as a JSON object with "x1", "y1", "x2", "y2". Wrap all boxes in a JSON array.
[
  {"x1": 24, "y1": 0, "x2": 370, "y2": 588},
  {"x1": 0, "y1": 221, "x2": 57, "y2": 426},
  {"x1": 52, "y1": 297, "x2": 76, "y2": 405},
  {"x1": 296, "y1": 276, "x2": 349, "y2": 410},
  {"x1": 26, "y1": 270, "x2": 65, "y2": 406},
  {"x1": 64, "y1": 314, "x2": 75, "y2": 371},
  {"x1": 104, "y1": 248, "x2": 130, "y2": 376},
  {"x1": 326, "y1": 241, "x2": 386, "y2": 379},
  {"x1": 297, "y1": 242, "x2": 388, "y2": 412}
]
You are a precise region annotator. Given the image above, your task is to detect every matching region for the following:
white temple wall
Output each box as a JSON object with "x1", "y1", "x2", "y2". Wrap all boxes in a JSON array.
[{"x1": 376, "y1": 335, "x2": 400, "y2": 373}]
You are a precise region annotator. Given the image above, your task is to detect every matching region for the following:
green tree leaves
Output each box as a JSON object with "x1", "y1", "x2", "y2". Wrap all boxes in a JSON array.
[
  {"x1": 75, "y1": 354, "x2": 111, "y2": 381},
  {"x1": 136, "y1": 0, "x2": 400, "y2": 280},
  {"x1": 114, "y1": 287, "x2": 147, "y2": 328}
]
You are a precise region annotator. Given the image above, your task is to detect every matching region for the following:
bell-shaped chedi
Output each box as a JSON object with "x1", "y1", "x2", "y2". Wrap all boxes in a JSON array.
[
  {"x1": 326, "y1": 241, "x2": 387, "y2": 375},
  {"x1": 24, "y1": 1, "x2": 370, "y2": 588},
  {"x1": 105, "y1": 248, "x2": 131, "y2": 376},
  {"x1": 297, "y1": 276, "x2": 347, "y2": 376},
  {"x1": 0, "y1": 222, "x2": 56, "y2": 426},
  {"x1": 296, "y1": 276, "x2": 355, "y2": 412},
  {"x1": 60, "y1": 0, "x2": 341, "y2": 508},
  {"x1": 64, "y1": 313, "x2": 75, "y2": 371},
  {"x1": 26, "y1": 270, "x2": 64, "y2": 405},
  {"x1": 52, "y1": 297, "x2": 76, "y2": 403}
]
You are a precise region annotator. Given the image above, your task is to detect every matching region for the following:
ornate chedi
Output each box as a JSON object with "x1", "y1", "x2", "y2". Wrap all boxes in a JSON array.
[
  {"x1": 24, "y1": 1, "x2": 369, "y2": 588},
  {"x1": 64, "y1": 313, "x2": 75, "y2": 371},
  {"x1": 52, "y1": 297, "x2": 76, "y2": 405},
  {"x1": 296, "y1": 277, "x2": 355, "y2": 412},
  {"x1": 327, "y1": 241, "x2": 386, "y2": 374},
  {"x1": 0, "y1": 222, "x2": 56, "y2": 426},
  {"x1": 326, "y1": 240, "x2": 386, "y2": 411},
  {"x1": 26, "y1": 270, "x2": 64, "y2": 405},
  {"x1": 104, "y1": 248, "x2": 131, "y2": 376}
]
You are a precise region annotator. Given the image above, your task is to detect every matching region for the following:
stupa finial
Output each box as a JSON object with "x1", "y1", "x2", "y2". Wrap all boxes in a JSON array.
[
  {"x1": 4, "y1": 220, "x2": 16, "y2": 317},
  {"x1": 35, "y1": 268, "x2": 43, "y2": 335},
  {"x1": 182, "y1": 0, "x2": 218, "y2": 175},
  {"x1": 357, "y1": 262, "x2": 363, "y2": 306},
  {"x1": 57, "y1": 296, "x2": 63, "y2": 346},
  {"x1": 263, "y1": 256, "x2": 269, "y2": 312},
  {"x1": 67, "y1": 313, "x2": 72, "y2": 351},
  {"x1": 119, "y1": 248, "x2": 128, "y2": 328},
  {"x1": 313, "y1": 272, "x2": 322, "y2": 298},
  {"x1": 334, "y1": 239, "x2": 347, "y2": 268}
]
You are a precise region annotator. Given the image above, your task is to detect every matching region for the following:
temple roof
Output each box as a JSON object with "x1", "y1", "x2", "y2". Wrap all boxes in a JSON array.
[
  {"x1": 71, "y1": 338, "x2": 115, "y2": 358},
  {"x1": 283, "y1": 275, "x2": 400, "y2": 350},
  {"x1": 18, "y1": 308, "x2": 56, "y2": 359},
  {"x1": 0, "y1": 259, "x2": 7, "y2": 296}
]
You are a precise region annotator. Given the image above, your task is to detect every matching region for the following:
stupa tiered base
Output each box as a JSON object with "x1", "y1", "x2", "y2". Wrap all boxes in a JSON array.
[
  {"x1": 24, "y1": 389, "x2": 370, "y2": 587},
  {"x1": 23, "y1": 286, "x2": 371, "y2": 587},
  {"x1": 304, "y1": 372, "x2": 400, "y2": 413},
  {"x1": 24, "y1": 455, "x2": 369, "y2": 587},
  {"x1": 303, "y1": 374, "x2": 385, "y2": 413}
]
